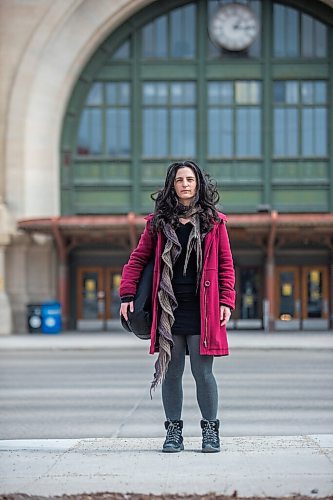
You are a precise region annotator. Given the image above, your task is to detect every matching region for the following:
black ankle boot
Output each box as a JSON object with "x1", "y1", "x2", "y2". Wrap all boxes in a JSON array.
[
  {"x1": 201, "y1": 419, "x2": 220, "y2": 453},
  {"x1": 162, "y1": 419, "x2": 184, "y2": 453}
]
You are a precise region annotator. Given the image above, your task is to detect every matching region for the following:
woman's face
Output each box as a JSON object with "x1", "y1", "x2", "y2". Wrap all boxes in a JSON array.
[{"x1": 173, "y1": 166, "x2": 197, "y2": 207}]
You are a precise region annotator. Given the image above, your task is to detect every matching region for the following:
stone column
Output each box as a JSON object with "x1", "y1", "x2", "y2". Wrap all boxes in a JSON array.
[
  {"x1": 0, "y1": 243, "x2": 12, "y2": 334},
  {"x1": 265, "y1": 254, "x2": 275, "y2": 332},
  {"x1": 58, "y1": 259, "x2": 69, "y2": 330},
  {"x1": 51, "y1": 220, "x2": 69, "y2": 330},
  {"x1": 9, "y1": 240, "x2": 29, "y2": 332},
  {"x1": 265, "y1": 211, "x2": 278, "y2": 332},
  {"x1": 0, "y1": 203, "x2": 15, "y2": 334}
]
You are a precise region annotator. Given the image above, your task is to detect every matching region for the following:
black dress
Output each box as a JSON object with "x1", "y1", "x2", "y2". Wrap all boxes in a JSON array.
[{"x1": 171, "y1": 222, "x2": 201, "y2": 336}]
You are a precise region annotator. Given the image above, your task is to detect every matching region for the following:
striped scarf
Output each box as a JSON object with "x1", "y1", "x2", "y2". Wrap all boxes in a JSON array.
[{"x1": 150, "y1": 211, "x2": 206, "y2": 395}]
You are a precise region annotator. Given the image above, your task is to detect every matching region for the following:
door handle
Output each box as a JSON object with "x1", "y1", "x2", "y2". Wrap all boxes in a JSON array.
[
  {"x1": 295, "y1": 299, "x2": 301, "y2": 315},
  {"x1": 97, "y1": 291, "x2": 105, "y2": 314}
]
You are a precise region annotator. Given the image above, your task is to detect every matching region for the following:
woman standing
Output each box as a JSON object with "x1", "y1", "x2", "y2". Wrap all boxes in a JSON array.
[{"x1": 119, "y1": 161, "x2": 235, "y2": 453}]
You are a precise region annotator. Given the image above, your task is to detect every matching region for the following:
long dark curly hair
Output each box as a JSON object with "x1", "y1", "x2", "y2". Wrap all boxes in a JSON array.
[{"x1": 150, "y1": 160, "x2": 221, "y2": 235}]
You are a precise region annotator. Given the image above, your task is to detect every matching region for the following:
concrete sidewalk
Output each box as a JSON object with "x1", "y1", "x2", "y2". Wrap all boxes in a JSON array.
[
  {"x1": 1, "y1": 331, "x2": 333, "y2": 497},
  {"x1": 0, "y1": 330, "x2": 333, "y2": 350},
  {"x1": 0, "y1": 435, "x2": 332, "y2": 497}
]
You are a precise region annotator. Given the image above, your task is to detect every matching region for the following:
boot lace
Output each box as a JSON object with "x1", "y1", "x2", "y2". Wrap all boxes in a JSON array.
[
  {"x1": 202, "y1": 420, "x2": 219, "y2": 444},
  {"x1": 166, "y1": 421, "x2": 182, "y2": 443}
]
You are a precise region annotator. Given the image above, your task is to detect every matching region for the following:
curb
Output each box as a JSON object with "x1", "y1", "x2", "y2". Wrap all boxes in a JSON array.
[{"x1": 0, "y1": 332, "x2": 333, "y2": 351}]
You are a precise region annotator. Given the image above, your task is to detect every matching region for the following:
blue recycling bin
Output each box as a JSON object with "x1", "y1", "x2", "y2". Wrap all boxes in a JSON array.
[{"x1": 41, "y1": 301, "x2": 62, "y2": 334}]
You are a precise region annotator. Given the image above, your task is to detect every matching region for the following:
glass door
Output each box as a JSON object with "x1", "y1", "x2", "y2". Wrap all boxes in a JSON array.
[
  {"x1": 77, "y1": 267, "x2": 105, "y2": 330},
  {"x1": 105, "y1": 268, "x2": 122, "y2": 329},
  {"x1": 275, "y1": 266, "x2": 330, "y2": 330},
  {"x1": 76, "y1": 266, "x2": 122, "y2": 330},
  {"x1": 275, "y1": 267, "x2": 301, "y2": 330},
  {"x1": 236, "y1": 267, "x2": 263, "y2": 329},
  {"x1": 302, "y1": 267, "x2": 329, "y2": 330}
]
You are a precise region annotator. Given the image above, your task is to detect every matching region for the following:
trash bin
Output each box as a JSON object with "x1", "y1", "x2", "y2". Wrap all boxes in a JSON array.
[
  {"x1": 41, "y1": 301, "x2": 62, "y2": 334},
  {"x1": 27, "y1": 304, "x2": 43, "y2": 333}
]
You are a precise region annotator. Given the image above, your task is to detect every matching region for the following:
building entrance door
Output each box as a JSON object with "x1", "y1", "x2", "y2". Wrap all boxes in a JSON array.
[
  {"x1": 301, "y1": 267, "x2": 329, "y2": 330},
  {"x1": 76, "y1": 267, "x2": 122, "y2": 331},
  {"x1": 275, "y1": 267, "x2": 301, "y2": 330},
  {"x1": 275, "y1": 266, "x2": 329, "y2": 330},
  {"x1": 236, "y1": 267, "x2": 263, "y2": 329}
]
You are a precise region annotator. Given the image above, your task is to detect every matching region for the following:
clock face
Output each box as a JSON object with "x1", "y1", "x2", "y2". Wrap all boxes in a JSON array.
[{"x1": 209, "y1": 3, "x2": 259, "y2": 51}]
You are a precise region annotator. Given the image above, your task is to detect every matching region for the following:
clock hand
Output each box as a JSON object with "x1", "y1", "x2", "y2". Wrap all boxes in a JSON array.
[
  {"x1": 233, "y1": 17, "x2": 242, "y2": 29},
  {"x1": 234, "y1": 23, "x2": 256, "y2": 31}
]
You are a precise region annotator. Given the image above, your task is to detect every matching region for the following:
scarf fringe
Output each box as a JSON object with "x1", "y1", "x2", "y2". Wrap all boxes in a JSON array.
[{"x1": 150, "y1": 211, "x2": 206, "y2": 396}]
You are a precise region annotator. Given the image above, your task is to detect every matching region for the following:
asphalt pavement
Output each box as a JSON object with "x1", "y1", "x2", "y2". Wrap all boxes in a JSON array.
[{"x1": 1, "y1": 330, "x2": 333, "y2": 497}]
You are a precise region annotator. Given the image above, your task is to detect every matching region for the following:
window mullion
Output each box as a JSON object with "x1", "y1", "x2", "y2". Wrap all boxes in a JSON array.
[
  {"x1": 168, "y1": 82, "x2": 171, "y2": 158},
  {"x1": 233, "y1": 86, "x2": 236, "y2": 159},
  {"x1": 132, "y1": 30, "x2": 141, "y2": 212},
  {"x1": 197, "y1": 0, "x2": 206, "y2": 167},
  {"x1": 102, "y1": 84, "x2": 106, "y2": 157},
  {"x1": 262, "y1": 0, "x2": 273, "y2": 204},
  {"x1": 167, "y1": 10, "x2": 171, "y2": 59},
  {"x1": 298, "y1": 83, "x2": 302, "y2": 158},
  {"x1": 329, "y1": 27, "x2": 333, "y2": 210}
]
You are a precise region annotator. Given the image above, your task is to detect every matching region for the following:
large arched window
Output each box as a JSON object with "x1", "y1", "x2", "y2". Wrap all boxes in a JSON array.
[{"x1": 61, "y1": 0, "x2": 333, "y2": 215}]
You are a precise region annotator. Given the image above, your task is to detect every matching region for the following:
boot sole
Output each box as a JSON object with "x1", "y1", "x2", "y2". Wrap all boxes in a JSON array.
[
  {"x1": 162, "y1": 444, "x2": 184, "y2": 453},
  {"x1": 202, "y1": 446, "x2": 220, "y2": 453}
]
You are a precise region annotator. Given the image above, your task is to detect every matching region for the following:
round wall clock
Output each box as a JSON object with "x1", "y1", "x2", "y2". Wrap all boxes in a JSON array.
[{"x1": 209, "y1": 3, "x2": 259, "y2": 51}]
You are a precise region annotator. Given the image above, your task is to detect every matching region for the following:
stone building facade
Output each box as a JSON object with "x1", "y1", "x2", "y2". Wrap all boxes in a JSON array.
[{"x1": 1, "y1": 0, "x2": 333, "y2": 334}]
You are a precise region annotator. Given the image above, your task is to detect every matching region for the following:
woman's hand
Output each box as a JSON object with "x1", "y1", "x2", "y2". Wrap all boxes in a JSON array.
[
  {"x1": 220, "y1": 305, "x2": 231, "y2": 326},
  {"x1": 120, "y1": 301, "x2": 134, "y2": 321}
]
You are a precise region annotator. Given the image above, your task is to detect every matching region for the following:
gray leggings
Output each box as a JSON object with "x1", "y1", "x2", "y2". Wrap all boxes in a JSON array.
[{"x1": 162, "y1": 335, "x2": 218, "y2": 421}]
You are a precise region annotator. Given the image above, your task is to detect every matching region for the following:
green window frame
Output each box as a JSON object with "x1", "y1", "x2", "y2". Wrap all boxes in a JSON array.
[
  {"x1": 207, "y1": 81, "x2": 262, "y2": 159},
  {"x1": 273, "y1": 3, "x2": 327, "y2": 58},
  {"x1": 62, "y1": 0, "x2": 333, "y2": 215},
  {"x1": 273, "y1": 80, "x2": 328, "y2": 158},
  {"x1": 76, "y1": 82, "x2": 131, "y2": 159},
  {"x1": 141, "y1": 3, "x2": 197, "y2": 59},
  {"x1": 142, "y1": 81, "x2": 197, "y2": 159}
]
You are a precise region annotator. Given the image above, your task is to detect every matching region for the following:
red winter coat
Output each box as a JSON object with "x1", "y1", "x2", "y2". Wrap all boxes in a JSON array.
[{"x1": 119, "y1": 212, "x2": 236, "y2": 356}]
